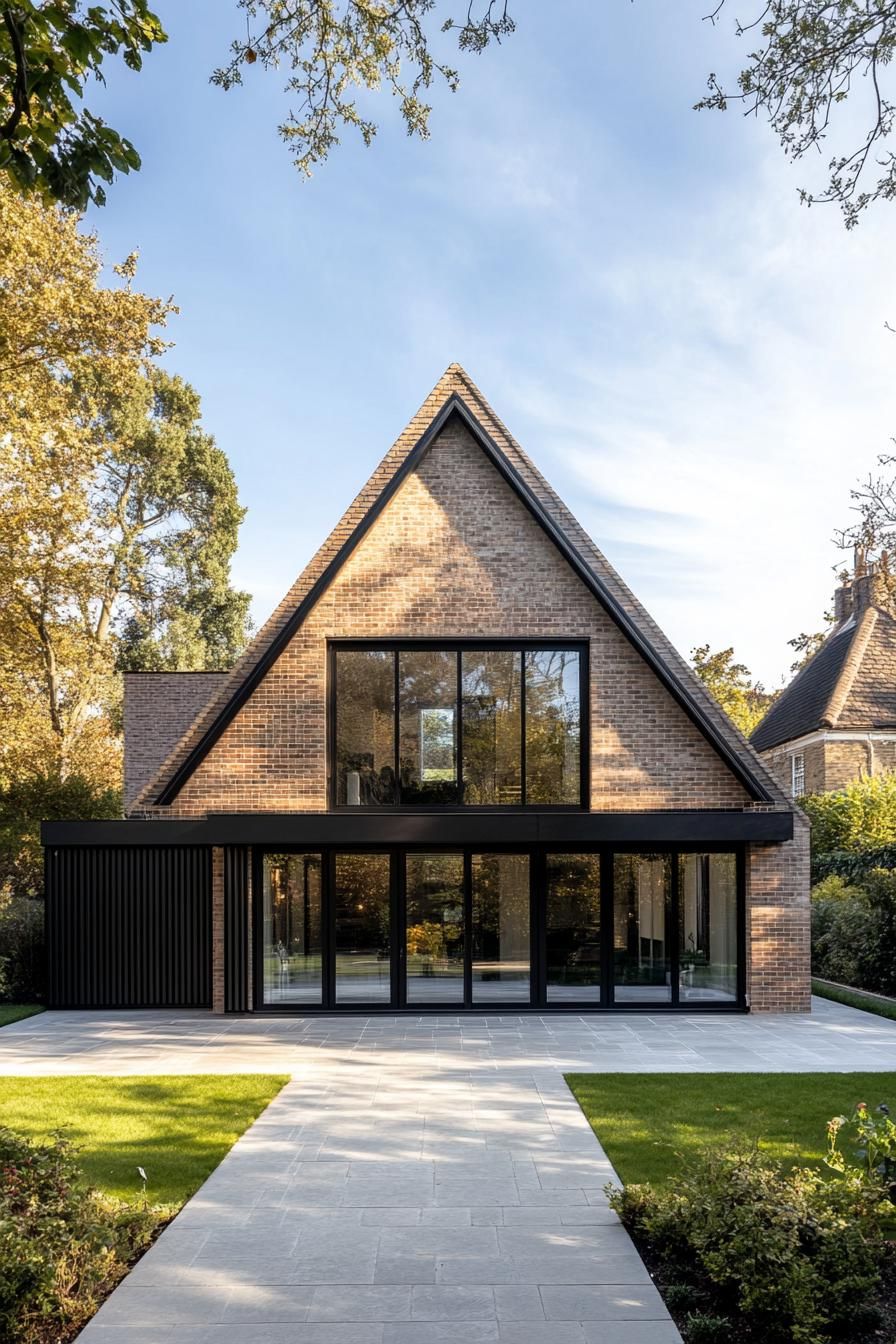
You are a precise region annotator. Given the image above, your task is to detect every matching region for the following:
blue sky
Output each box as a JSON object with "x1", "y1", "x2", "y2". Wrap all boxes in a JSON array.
[{"x1": 84, "y1": 1, "x2": 896, "y2": 687}]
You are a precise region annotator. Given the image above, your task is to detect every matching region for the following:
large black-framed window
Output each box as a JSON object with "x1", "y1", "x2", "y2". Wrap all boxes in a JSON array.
[
  {"x1": 330, "y1": 640, "x2": 587, "y2": 809},
  {"x1": 254, "y1": 843, "x2": 746, "y2": 1013}
]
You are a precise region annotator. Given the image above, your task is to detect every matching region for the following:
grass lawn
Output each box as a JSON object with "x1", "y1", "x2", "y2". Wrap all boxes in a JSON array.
[
  {"x1": 566, "y1": 1072, "x2": 896, "y2": 1187},
  {"x1": 812, "y1": 977, "x2": 896, "y2": 1022},
  {"x1": 0, "y1": 1003, "x2": 45, "y2": 1027},
  {"x1": 0, "y1": 1075, "x2": 289, "y2": 1206}
]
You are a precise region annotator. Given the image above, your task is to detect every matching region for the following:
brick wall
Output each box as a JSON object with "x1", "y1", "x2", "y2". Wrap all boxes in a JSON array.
[
  {"x1": 747, "y1": 816, "x2": 811, "y2": 1012},
  {"x1": 124, "y1": 672, "x2": 227, "y2": 811},
  {"x1": 133, "y1": 422, "x2": 751, "y2": 818},
  {"x1": 761, "y1": 735, "x2": 896, "y2": 796}
]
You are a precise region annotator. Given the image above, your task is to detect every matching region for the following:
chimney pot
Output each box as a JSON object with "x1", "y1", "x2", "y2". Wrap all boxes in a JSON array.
[{"x1": 834, "y1": 580, "x2": 853, "y2": 623}]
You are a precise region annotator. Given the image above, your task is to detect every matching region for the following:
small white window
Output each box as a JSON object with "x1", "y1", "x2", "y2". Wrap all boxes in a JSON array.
[{"x1": 791, "y1": 754, "x2": 805, "y2": 798}]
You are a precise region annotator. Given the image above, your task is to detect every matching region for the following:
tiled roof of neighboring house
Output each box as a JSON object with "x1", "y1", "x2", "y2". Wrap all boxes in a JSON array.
[
  {"x1": 133, "y1": 364, "x2": 791, "y2": 812},
  {"x1": 751, "y1": 605, "x2": 896, "y2": 752},
  {"x1": 123, "y1": 671, "x2": 228, "y2": 810}
]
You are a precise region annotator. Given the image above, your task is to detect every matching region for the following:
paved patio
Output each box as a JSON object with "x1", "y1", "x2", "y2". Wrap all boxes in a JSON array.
[{"x1": 2, "y1": 999, "x2": 894, "y2": 1343}]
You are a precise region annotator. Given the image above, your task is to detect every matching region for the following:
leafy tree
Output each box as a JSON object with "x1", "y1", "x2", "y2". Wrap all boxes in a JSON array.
[
  {"x1": 0, "y1": 1, "x2": 166, "y2": 208},
  {"x1": 690, "y1": 644, "x2": 773, "y2": 737},
  {"x1": 0, "y1": 183, "x2": 250, "y2": 794},
  {"x1": 1, "y1": 2, "x2": 515, "y2": 205},
  {"x1": 701, "y1": 2, "x2": 896, "y2": 228}
]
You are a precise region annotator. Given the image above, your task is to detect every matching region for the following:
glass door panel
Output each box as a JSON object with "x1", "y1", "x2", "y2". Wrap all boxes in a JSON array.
[
  {"x1": 546, "y1": 854, "x2": 601, "y2": 1003},
  {"x1": 613, "y1": 853, "x2": 671, "y2": 1003},
  {"x1": 405, "y1": 854, "x2": 465, "y2": 1004},
  {"x1": 334, "y1": 854, "x2": 392, "y2": 1003},
  {"x1": 679, "y1": 853, "x2": 738, "y2": 1002},
  {"x1": 471, "y1": 853, "x2": 531, "y2": 1003},
  {"x1": 262, "y1": 853, "x2": 323, "y2": 1004}
]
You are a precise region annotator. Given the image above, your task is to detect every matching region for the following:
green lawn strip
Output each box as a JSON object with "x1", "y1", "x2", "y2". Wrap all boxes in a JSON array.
[
  {"x1": 812, "y1": 977, "x2": 896, "y2": 1022},
  {"x1": 0, "y1": 1074, "x2": 289, "y2": 1206},
  {"x1": 0, "y1": 1003, "x2": 45, "y2": 1028},
  {"x1": 565, "y1": 1072, "x2": 896, "y2": 1188}
]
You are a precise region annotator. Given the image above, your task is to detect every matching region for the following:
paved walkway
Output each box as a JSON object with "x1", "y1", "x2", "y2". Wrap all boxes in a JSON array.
[{"x1": 1, "y1": 999, "x2": 894, "y2": 1344}]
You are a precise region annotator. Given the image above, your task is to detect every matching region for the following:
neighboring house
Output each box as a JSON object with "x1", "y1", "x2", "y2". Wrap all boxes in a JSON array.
[
  {"x1": 752, "y1": 565, "x2": 896, "y2": 797},
  {"x1": 42, "y1": 366, "x2": 809, "y2": 1014}
]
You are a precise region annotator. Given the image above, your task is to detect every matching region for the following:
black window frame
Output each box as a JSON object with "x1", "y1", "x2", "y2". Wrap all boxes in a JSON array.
[
  {"x1": 251, "y1": 841, "x2": 747, "y2": 1013},
  {"x1": 327, "y1": 638, "x2": 590, "y2": 812}
]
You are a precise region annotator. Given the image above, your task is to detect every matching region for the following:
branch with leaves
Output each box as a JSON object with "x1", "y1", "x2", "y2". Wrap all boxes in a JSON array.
[
  {"x1": 700, "y1": 1, "x2": 896, "y2": 228},
  {"x1": 212, "y1": 1, "x2": 515, "y2": 177}
]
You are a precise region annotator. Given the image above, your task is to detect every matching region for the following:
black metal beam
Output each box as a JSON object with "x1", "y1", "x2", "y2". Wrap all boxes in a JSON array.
[
  {"x1": 152, "y1": 393, "x2": 775, "y2": 806},
  {"x1": 42, "y1": 809, "x2": 793, "y2": 847}
]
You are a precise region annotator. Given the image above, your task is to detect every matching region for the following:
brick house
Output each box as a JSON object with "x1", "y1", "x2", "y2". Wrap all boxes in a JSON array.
[
  {"x1": 42, "y1": 366, "x2": 809, "y2": 1014},
  {"x1": 752, "y1": 563, "x2": 896, "y2": 797}
]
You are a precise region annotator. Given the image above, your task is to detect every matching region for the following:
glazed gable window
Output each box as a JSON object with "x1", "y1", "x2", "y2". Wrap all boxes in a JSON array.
[{"x1": 331, "y1": 642, "x2": 585, "y2": 808}]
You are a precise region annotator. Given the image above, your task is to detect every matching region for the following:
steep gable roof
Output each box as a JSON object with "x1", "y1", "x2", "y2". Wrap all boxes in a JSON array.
[
  {"x1": 752, "y1": 604, "x2": 896, "y2": 752},
  {"x1": 137, "y1": 365, "x2": 786, "y2": 809}
]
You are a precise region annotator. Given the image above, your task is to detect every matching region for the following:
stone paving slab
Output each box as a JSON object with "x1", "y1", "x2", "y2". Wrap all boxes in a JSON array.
[{"x1": 1, "y1": 997, "x2": 893, "y2": 1342}]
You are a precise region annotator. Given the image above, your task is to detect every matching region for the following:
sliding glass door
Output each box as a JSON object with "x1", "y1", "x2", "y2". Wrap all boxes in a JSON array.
[
  {"x1": 258, "y1": 847, "x2": 741, "y2": 1011},
  {"x1": 405, "y1": 854, "x2": 465, "y2": 1004}
]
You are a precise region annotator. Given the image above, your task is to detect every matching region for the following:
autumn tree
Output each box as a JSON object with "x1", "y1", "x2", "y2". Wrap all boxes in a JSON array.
[
  {"x1": 691, "y1": 644, "x2": 773, "y2": 738},
  {"x1": 0, "y1": 183, "x2": 250, "y2": 893}
]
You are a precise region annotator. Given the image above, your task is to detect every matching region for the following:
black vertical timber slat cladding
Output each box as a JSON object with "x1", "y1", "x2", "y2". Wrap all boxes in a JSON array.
[
  {"x1": 224, "y1": 847, "x2": 249, "y2": 1012},
  {"x1": 44, "y1": 846, "x2": 212, "y2": 1008}
]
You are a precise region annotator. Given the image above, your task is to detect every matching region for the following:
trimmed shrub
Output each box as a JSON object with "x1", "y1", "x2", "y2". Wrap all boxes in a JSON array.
[
  {"x1": 0, "y1": 1127, "x2": 161, "y2": 1344},
  {"x1": 609, "y1": 1147, "x2": 885, "y2": 1344},
  {"x1": 801, "y1": 775, "x2": 896, "y2": 854}
]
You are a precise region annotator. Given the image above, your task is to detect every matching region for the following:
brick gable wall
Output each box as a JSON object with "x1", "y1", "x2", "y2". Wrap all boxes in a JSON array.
[{"x1": 131, "y1": 421, "x2": 751, "y2": 817}]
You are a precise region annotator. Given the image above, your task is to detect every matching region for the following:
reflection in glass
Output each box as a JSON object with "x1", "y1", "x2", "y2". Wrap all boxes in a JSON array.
[
  {"x1": 405, "y1": 854, "x2": 465, "y2": 1003},
  {"x1": 399, "y1": 651, "x2": 458, "y2": 804},
  {"x1": 334, "y1": 853, "x2": 391, "y2": 1002},
  {"x1": 613, "y1": 854, "x2": 671, "y2": 1002},
  {"x1": 679, "y1": 853, "x2": 738, "y2": 1002},
  {"x1": 471, "y1": 853, "x2": 530, "y2": 1002},
  {"x1": 525, "y1": 650, "x2": 581, "y2": 804},
  {"x1": 546, "y1": 854, "x2": 601, "y2": 1002},
  {"x1": 262, "y1": 853, "x2": 323, "y2": 1004},
  {"x1": 462, "y1": 652, "x2": 522, "y2": 804},
  {"x1": 335, "y1": 650, "x2": 396, "y2": 805}
]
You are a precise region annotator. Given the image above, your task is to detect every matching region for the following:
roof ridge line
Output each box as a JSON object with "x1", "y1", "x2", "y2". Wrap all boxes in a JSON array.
[{"x1": 822, "y1": 605, "x2": 878, "y2": 728}]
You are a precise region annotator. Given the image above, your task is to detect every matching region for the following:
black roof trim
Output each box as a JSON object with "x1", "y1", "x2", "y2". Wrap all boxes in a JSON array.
[
  {"x1": 156, "y1": 393, "x2": 773, "y2": 804},
  {"x1": 43, "y1": 809, "x2": 792, "y2": 847}
]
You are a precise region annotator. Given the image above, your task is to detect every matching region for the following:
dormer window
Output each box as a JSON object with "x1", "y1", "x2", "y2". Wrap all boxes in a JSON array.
[
  {"x1": 331, "y1": 641, "x2": 585, "y2": 808},
  {"x1": 791, "y1": 753, "x2": 805, "y2": 798}
]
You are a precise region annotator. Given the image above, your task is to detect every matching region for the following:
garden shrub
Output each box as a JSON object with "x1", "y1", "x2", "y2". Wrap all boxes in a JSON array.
[
  {"x1": 801, "y1": 774, "x2": 896, "y2": 854},
  {"x1": 0, "y1": 1127, "x2": 162, "y2": 1344},
  {"x1": 811, "y1": 869, "x2": 896, "y2": 996},
  {"x1": 609, "y1": 1146, "x2": 886, "y2": 1344},
  {"x1": 0, "y1": 896, "x2": 44, "y2": 1002}
]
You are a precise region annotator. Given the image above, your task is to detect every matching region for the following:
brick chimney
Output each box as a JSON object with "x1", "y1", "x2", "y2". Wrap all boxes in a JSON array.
[{"x1": 834, "y1": 550, "x2": 892, "y2": 622}]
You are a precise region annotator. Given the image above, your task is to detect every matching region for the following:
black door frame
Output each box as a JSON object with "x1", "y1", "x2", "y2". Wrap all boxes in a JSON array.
[{"x1": 251, "y1": 842, "x2": 747, "y2": 1014}]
